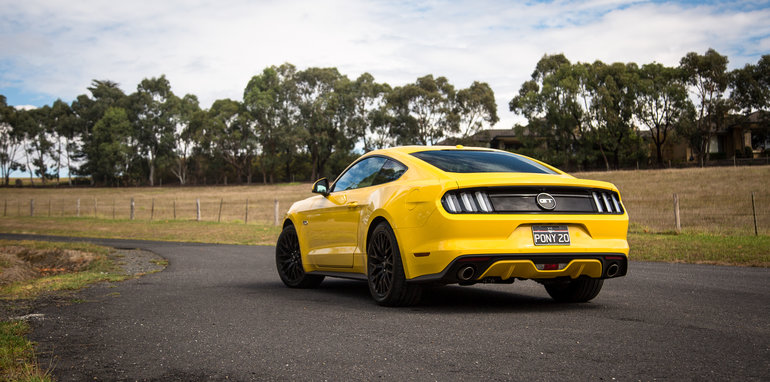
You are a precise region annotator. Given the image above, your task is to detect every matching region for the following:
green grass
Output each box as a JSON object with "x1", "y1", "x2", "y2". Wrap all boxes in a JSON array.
[
  {"x1": 1, "y1": 320, "x2": 52, "y2": 382},
  {"x1": 629, "y1": 232, "x2": 769, "y2": 267}
]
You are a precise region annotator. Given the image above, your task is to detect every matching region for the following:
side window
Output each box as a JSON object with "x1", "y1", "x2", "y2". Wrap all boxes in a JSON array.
[
  {"x1": 372, "y1": 159, "x2": 407, "y2": 186},
  {"x1": 332, "y1": 157, "x2": 387, "y2": 192}
]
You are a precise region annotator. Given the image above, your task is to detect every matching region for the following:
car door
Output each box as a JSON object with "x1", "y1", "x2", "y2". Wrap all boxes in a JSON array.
[{"x1": 305, "y1": 157, "x2": 388, "y2": 268}]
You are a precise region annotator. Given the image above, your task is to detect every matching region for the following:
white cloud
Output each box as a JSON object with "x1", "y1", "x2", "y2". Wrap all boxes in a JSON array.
[{"x1": 1, "y1": 0, "x2": 768, "y2": 130}]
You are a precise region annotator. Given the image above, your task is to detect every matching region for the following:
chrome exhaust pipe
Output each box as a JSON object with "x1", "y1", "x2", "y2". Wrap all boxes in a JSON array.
[
  {"x1": 606, "y1": 263, "x2": 620, "y2": 278},
  {"x1": 457, "y1": 266, "x2": 476, "y2": 281}
]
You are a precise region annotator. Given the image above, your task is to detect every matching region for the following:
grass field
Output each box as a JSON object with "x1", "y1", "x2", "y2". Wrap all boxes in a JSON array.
[{"x1": 0, "y1": 166, "x2": 768, "y2": 266}]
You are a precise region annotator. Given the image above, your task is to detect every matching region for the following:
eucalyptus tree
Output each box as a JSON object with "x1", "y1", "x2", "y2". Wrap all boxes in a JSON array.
[
  {"x1": 244, "y1": 64, "x2": 302, "y2": 184},
  {"x1": 131, "y1": 75, "x2": 179, "y2": 186},
  {"x1": 510, "y1": 54, "x2": 591, "y2": 167},
  {"x1": 635, "y1": 63, "x2": 693, "y2": 166},
  {"x1": 207, "y1": 98, "x2": 256, "y2": 183},
  {"x1": 294, "y1": 67, "x2": 352, "y2": 180},
  {"x1": 0, "y1": 95, "x2": 23, "y2": 185},
  {"x1": 455, "y1": 81, "x2": 499, "y2": 138},
  {"x1": 585, "y1": 61, "x2": 645, "y2": 170},
  {"x1": 49, "y1": 99, "x2": 78, "y2": 183},
  {"x1": 679, "y1": 48, "x2": 730, "y2": 163},
  {"x1": 170, "y1": 94, "x2": 202, "y2": 185},
  {"x1": 17, "y1": 106, "x2": 55, "y2": 184},
  {"x1": 386, "y1": 75, "x2": 458, "y2": 145},
  {"x1": 730, "y1": 55, "x2": 770, "y2": 116},
  {"x1": 349, "y1": 73, "x2": 392, "y2": 151}
]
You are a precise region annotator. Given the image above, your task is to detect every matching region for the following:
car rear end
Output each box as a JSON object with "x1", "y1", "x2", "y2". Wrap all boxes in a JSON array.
[{"x1": 395, "y1": 149, "x2": 629, "y2": 287}]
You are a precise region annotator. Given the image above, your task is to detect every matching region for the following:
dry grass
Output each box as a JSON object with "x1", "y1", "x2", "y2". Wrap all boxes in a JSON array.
[
  {"x1": 0, "y1": 183, "x2": 313, "y2": 224},
  {"x1": 576, "y1": 165, "x2": 770, "y2": 235}
]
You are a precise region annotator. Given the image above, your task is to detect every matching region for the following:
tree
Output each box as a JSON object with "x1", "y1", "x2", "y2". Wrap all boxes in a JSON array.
[
  {"x1": 387, "y1": 75, "x2": 458, "y2": 145},
  {"x1": 510, "y1": 54, "x2": 591, "y2": 168},
  {"x1": 89, "y1": 107, "x2": 134, "y2": 184},
  {"x1": 585, "y1": 61, "x2": 645, "y2": 170},
  {"x1": 131, "y1": 75, "x2": 179, "y2": 186},
  {"x1": 679, "y1": 48, "x2": 730, "y2": 164},
  {"x1": 75, "y1": 80, "x2": 128, "y2": 183},
  {"x1": 49, "y1": 99, "x2": 78, "y2": 184},
  {"x1": 634, "y1": 63, "x2": 693, "y2": 166},
  {"x1": 455, "y1": 81, "x2": 499, "y2": 138},
  {"x1": 207, "y1": 99, "x2": 256, "y2": 183},
  {"x1": 169, "y1": 94, "x2": 201, "y2": 185},
  {"x1": 18, "y1": 106, "x2": 55, "y2": 184},
  {"x1": 294, "y1": 67, "x2": 353, "y2": 180},
  {"x1": 0, "y1": 95, "x2": 23, "y2": 185},
  {"x1": 349, "y1": 73, "x2": 392, "y2": 151},
  {"x1": 244, "y1": 64, "x2": 301, "y2": 184}
]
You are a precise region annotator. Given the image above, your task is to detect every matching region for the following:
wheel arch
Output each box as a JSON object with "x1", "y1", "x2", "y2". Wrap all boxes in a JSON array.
[{"x1": 364, "y1": 211, "x2": 412, "y2": 278}]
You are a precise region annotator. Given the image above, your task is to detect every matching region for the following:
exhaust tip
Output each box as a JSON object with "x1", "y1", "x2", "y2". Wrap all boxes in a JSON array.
[
  {"x1": 607, "y1": 263, "x2": 620, "y2": 278},
  {"x1": 457, "y1": 265, "x2": 476, "y2": 281}
]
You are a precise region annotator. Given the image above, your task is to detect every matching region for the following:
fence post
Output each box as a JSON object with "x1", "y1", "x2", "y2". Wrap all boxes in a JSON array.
[
  {"x1": 245, "y1": 199, "x2": 249, "y2": 224},
  {"x1": 112, "y1": 199, "x2": 115, "y2": 219},
  {"x1": 3, "y1": 199, "x2": 6, "y2": 216},
  {"x1": 48, "y1": 199, "x2": 51, "y2": 217},
  {"x1": 751, "y1": 192, "x2": 758, "y2": 236},
  {"x1": 30, "y1": 199, "x2": 34, "y2": 216},
  {"x1": 274, "y1": 199, "x2": 279, "y2": 226},
  {"x1": 673, "y1": 193, "x2": 681, "y2": 233},
  {"x1": 130, "y1": 198, "x2": 135, "y2": 220},
  {"x1": 173, "y1": 200, "x2": 176, "y2": 220},
  {"x1": 217, "y1": 198, "x2": 223, "y2": 222},
  {"x1": 77, "y1": 198, "x2": 81, "y2": 217},
  {"x1": 94, "y1": 198, "x2": 98, "y2": 218},
  {"x1": 151, "y1": 199, "x2": 155, "y2": 221},
  {"x1": 196, "y1": 198, "x2": 201, "y2": 221}
]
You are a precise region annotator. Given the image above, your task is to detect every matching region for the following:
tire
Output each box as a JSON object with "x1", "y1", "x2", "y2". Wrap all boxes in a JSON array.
[
  {"x1": 275, "y1": 224, "x2": 324, "y2": 288},
  {"x1": 366, "y1": 222, "x2": 422, "y2": 306},
  {"x1": 544, "y1": 278, "x2": 604, "y2": 303}
]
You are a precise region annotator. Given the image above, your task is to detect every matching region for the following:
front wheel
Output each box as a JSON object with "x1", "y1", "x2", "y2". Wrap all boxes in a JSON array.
[
  {"x1": 275, "y1": 224, "x2": 324, "y2": 288},
  {"x1": 544, "y1": 278, "x2": 604, "y2": 302},
  {"x1": 367, "y1": 222, "x2": 422, "y2": 306}
]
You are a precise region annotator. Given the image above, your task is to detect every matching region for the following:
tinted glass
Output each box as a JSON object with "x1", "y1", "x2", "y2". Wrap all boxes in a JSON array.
[
  {"x1": 332, "y1": 157, "x2": 387, "y2": 192},
  {"x1": 411, "y1": 150, "x2": 557, "y2": 174},
  {"x1": 372, "y1": 159, "x2": 407, "y2": 185}
]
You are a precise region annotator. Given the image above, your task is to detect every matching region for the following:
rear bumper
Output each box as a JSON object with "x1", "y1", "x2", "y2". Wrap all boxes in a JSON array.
[
  {"x1": 408, "y1": 253, "x2": 628, "y2": 284},
  {"x1": 395, "y1": 206, "x2": 629, "y2": 281}
]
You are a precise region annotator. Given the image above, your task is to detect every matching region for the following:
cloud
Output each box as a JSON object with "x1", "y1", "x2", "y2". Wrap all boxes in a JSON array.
[{"x1": 1, "y1": 0, "x2": 768, "y2": 130}]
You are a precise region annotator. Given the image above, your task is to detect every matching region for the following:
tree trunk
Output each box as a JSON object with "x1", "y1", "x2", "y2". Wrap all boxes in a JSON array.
[{"x1": 149, "y1": 162, "x2": 155, "y2": 187}]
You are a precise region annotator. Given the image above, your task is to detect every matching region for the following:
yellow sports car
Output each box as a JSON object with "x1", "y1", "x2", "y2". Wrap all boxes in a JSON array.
[{"x1": 276, "y1": 146, "x2": 628, "y2": 306}]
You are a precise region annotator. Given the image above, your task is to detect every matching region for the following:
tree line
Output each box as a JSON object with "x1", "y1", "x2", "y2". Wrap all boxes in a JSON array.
[
  {"x1": 0, "y1": 64, "x2": 498, "y2": 186},
  {"x1": 0, "y1": 49, "x2": 768, "y2": 186},
  {"x1": 510, "y1": 49, "x2": 769, "y2": 170}
]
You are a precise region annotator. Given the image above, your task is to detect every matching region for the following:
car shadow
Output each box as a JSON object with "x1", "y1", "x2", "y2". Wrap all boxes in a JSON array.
[{"x1": 245, "y1": 279, "x2": 602, "y2": 314}]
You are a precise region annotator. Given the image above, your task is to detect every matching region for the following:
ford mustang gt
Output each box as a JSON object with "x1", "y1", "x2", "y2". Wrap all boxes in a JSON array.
[{"x1": 275, "y1": 146, "x2": 629, "y2": 306}]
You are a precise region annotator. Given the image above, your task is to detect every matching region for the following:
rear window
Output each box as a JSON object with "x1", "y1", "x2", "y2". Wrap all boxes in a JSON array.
[{"x1": 411, "y1": 150, "x2": 558, "y2": 174}]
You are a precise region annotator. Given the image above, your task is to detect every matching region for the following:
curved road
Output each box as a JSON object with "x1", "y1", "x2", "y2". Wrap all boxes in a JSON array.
[{"x1": 3, "y1": 234, "x2": 769, "y2": 381}]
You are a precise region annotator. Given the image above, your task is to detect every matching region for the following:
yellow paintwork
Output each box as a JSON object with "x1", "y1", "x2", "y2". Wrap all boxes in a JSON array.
[{"x1": 284, "y1": 146, "x2": 629, "y2": 281}]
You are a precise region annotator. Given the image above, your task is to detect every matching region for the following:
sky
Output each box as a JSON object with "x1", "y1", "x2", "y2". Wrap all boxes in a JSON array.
[{"x1": 1, "y1": 0, "x2": 769, "y2": 132}]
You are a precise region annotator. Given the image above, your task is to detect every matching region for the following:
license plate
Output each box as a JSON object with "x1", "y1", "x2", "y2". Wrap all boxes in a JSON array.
[{"x1": 532, "y1": 225, "x2": 570, "y2": 246}]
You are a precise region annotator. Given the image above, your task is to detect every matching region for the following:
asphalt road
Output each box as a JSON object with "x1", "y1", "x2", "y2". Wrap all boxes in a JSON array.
[{"x1": 2, "y1": 234, "x2": 769, "y2": 381}]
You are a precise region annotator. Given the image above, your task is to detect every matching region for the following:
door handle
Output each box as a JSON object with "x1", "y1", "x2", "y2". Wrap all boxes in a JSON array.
[{"x1": 346, "y1": 202, "x2": 359, "y2": 208}]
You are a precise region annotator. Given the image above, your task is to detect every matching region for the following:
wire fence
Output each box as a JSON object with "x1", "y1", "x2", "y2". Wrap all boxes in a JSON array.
[
  {"x1": 3, "y1": 196, "x2": 288, "y2": 225},
  {"x1": 623, "y1": 192, "x2": 768, "y2": 235},
  {"x1": 2, "y1": 191, "x2": 767, "y2": 235}
]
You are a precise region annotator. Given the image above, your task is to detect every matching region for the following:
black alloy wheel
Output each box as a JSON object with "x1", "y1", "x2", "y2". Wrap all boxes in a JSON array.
[
  {"x1": 275, "y1": 225, "x2": 324, "y2": 288},
  {"x1": 367, "y1": 222, "x2": 421, "y2": 306}
]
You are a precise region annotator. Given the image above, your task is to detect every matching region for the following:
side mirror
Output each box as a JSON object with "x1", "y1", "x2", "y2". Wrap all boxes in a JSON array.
[{"x1": 312, "y1": 178, "x2": 330, "y2": 196}]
